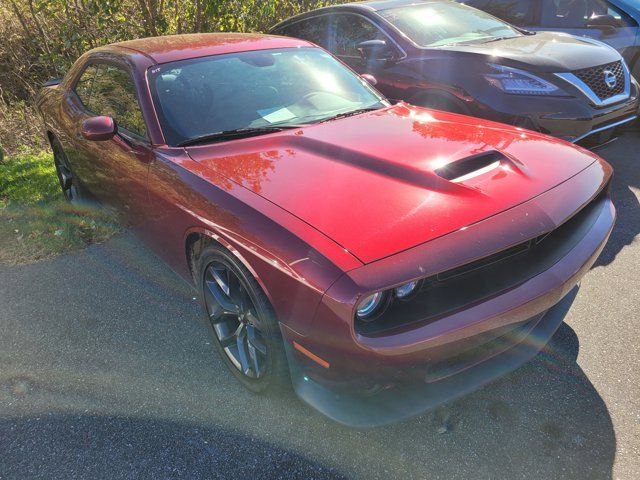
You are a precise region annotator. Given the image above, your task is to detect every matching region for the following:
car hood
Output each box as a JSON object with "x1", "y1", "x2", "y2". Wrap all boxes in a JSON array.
[
  {"x1": 187, "y1": 104, "x2": 600, "y2": 264},
  {"x1": 440, "y1": 31, "x2": 620, "y2": 72}
]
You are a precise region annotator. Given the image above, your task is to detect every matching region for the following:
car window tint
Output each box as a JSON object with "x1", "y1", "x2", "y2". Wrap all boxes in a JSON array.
[
  {"x1": 276, "y1": 16, "x2": 332, "y2": 49},
  {"x1": 333, "y1": 14, "x2": 390, "y2": 58},
  {"x1": 541, "y1": 0, "x2": 638, "y2": 28},
  {"x1": 461, "y1": 0, "x2": 538, "y2": 27},
  {"x1": 89, "y1": 64, "x2": 147, "y2": 138},
  {"x1": 149, "y1": 47, "x2": 386, "y2": 146},
  {"x1": 74, "y1": 65, "x2": 98, "y2": 107}
]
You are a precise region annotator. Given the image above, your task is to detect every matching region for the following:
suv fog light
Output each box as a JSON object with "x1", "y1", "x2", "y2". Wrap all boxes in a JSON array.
[
  {"x1": 356, "y1": 292, "x2": 387, "y2": 320},
  {"x1": 395, "y1": 281, "x2": 419, "y2": 299}
]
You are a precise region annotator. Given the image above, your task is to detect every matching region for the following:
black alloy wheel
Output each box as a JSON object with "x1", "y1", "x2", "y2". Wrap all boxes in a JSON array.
[
  {"x1": 197, "y1": 244, "x2": 289, "y2": 393},
  {"x1": 52, "y1": 139, "x2": 80, "y2": 202},
  {"x1": 203, "y1": 260, "x2": 268, "y2": 379}
]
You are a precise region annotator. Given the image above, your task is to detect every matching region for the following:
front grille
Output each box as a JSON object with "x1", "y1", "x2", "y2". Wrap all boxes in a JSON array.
[
  {"x1": 423, "y1": 314, "x2": 543, "y2": 383},
  {"x1": 356, "y1": 186, "x2": 609, "y2": 336},
  {"x1": 574, "y1": 61, "x2": 626, "y2": 101}
]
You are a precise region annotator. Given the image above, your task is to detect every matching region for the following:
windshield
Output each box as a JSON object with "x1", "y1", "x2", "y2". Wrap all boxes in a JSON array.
[
  {"x1": 379, "y1": 2, "x2": 521, "y2": 47},
  {"x1": 148, "y1": 47, "x2": 386, "y2": 146}
]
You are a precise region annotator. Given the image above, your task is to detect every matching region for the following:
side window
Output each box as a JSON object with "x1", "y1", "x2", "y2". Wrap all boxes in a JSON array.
[
  {"x1": 277, "y1": 16, "x2": 332, "y2": 49},
  {"x1": 463, "y1": 0, "x2": 538, "y2": 27},
  {"x1": 74, "y1": 65, "x2": 98, "y2": 108},
  {"x1": 89, "y1": 64, "x2": 147, "y2": 138},
  {"x1": 333, "y1": 14, "x2": 390, "y2": 59}
]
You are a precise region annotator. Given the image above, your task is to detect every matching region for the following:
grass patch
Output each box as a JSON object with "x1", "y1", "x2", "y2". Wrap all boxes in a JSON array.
[{"x1": 0, "y1": 152, "x2": 121, "y2": 265}]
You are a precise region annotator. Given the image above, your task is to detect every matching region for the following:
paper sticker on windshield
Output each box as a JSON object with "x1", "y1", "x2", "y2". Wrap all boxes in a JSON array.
[{"x1": 257, "y1": 107, "x2": 296, "y2": 124}]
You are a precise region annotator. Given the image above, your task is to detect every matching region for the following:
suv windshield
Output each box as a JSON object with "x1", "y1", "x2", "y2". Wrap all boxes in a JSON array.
[
  {"x1": 148, "y1": 47, "x2": 386, "y2": 146},
  {"x1": 379, "y1": 2, "x2": 521, "y2": 47}
]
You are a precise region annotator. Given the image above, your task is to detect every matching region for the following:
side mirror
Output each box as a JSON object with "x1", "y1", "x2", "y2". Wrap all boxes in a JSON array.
[
  {"x1": 81, "y1": 116, "x2": 117, "y2": 141},
  {"x1": 361, "y1": 73, "x2": 378, "y2": 86},
  {"x1": 356, "y1": 39, "x2": 397, "y2": 62},
  {"x1": 587, "y1": 15, "x2": 619, "y2": 34}
]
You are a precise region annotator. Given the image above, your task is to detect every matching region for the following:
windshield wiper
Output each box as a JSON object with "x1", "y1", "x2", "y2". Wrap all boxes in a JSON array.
[
  {"x1": 481, "y1": 35, "x2": 518, "y2": 44},
  {"x1": 178, "y1": 125, "x2": 301, "y2": 147},
  {"x1": 317, "y1": 106, "x2": 382, "y2": 124}
]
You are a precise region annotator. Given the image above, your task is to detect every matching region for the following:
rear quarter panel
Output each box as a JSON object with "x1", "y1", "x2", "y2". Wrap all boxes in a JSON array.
[{"x1": 36, "y1": 83, "x2": 69, "y2": 148}]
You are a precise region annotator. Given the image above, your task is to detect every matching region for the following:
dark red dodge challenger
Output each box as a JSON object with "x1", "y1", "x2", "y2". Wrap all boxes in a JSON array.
[{"x1": 37, "y1": 33, "x2": 615, "y2": 427}]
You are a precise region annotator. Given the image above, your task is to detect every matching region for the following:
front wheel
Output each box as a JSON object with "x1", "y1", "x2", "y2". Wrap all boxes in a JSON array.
[{"x1": 196, "y1": 243, "x2": 289, "y2": 393}]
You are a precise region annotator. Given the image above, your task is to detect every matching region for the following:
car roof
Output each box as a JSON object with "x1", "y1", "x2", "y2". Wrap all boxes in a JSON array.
[{"x1": 99, "y1": 33, "x2": 314, "y2": 64}]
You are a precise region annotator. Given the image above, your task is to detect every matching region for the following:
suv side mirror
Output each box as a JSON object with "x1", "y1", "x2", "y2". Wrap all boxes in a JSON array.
[
  {"x1": 356, "y1": 39, "x2": 398, "y2": 62},
  {"x1": 81, "y1": 116, "x2": 117, "y2": 141},
  {"x1": 587, "y1": 15, "x2": 619, "y2": 34},
  {"x1": 361, "y1": 73, "x2": 378, "y2": 86}
]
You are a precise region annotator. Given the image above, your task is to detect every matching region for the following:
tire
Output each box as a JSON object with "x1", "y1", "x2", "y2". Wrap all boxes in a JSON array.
[
  {"x1": 51, "y1": 137, "x2": 87, "y2": 203},
  {"x1": 631, "y1": 58, "x2": 640, "y2": 84},
  {"x1": 631, "y1": 62, "x2": 640, "y2": 130},
  {"x1": 195, "y1": 243, "x2": 289, "y2": 393},
  {"x1": 410, "y1": 91, "x2": 469, "y2": 115}
]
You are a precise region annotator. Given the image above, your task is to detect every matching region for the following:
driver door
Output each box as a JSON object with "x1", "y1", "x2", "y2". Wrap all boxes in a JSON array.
[
  {"x1": 330, "y1": 13, "x2": 404, "y2": 101},
  {"x1": 72, "y1": 61, "x2": 152, "y2": 226},
  {"x1": 275, "y1": 13, "x2": 405, "y2": 101}
]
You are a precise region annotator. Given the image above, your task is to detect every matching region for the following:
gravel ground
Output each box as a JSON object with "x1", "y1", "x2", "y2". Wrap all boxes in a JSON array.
[{"x1": 0, "y1": 132, "x2": 638, "y2": 479}]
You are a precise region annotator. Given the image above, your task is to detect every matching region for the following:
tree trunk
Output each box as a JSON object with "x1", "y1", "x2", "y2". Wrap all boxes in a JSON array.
[
  {"x1": 136, "y1": 0, "x2": 159, "y2": 36},
  {"x1": 26, "y1": 0, "x2": 56, "y2": 72}
]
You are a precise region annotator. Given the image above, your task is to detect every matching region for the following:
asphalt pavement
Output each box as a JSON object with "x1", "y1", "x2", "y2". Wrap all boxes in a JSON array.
[{"x1": 0, "y1": 132, "x2": 638, "y2": 479}]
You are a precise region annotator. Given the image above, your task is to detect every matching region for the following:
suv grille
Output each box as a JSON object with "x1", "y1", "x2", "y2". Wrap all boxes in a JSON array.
[{"x1": 573, "y1": 61, "x2": 626, "y2": 101}]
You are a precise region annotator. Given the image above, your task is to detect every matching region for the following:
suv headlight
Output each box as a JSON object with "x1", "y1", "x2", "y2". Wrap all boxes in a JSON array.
[{"x1": 484, "y1": 64, "x2": 561, "y2": 96}]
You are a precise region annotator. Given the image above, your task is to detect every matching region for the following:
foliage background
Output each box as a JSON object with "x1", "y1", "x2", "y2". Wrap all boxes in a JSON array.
[{"x1": 0, "y1": 0, "x2": 347, "y2": 156}]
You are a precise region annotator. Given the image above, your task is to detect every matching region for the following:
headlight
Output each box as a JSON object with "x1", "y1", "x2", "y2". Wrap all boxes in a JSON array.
[
  {"x1": 394, "y1": 281, "x2": 420, "y2": 300},
  {"x1": 356, "y1": 291, "x2": 388, "y2": 321},
  {"x1": 484, "y1": 64, "x2": 561, "y2": 95}
]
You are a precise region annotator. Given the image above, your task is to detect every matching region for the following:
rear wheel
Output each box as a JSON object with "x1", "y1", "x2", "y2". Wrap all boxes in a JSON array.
[
  {"x1": 51, "y1": 138, "x2": 84, "y2": 203},
  {"x1": 631, "y1": 58, "x2": 640, "y2": 84},
  {"x1": 195, "y1": 243, "x2": 289, "y2": 393}
]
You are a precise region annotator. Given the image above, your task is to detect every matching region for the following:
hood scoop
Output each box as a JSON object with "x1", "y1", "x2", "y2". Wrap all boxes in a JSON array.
[{"x1": 435, "y1": 151, "x2": 505, "y2": 183}]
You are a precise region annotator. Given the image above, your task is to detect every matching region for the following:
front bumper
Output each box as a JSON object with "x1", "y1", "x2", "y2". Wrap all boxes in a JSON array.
[
  {"x1": 468, "y1": 82, "x2": 639, "y2": 147},
  {"x1": 281, "y1": 161, "x2": 615, "y2": 427},
  {"x1": 285, "y1": 287, "x2": 578, "y2": 427}
]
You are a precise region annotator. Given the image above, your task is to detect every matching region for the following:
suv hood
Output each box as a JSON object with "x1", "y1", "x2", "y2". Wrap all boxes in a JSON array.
[
  {"x1": 187, "y1": 104, "x2": 599, "y2": 264},
  {"x1": 441, "y1": 31, "x2": 621, "y2": 72}
]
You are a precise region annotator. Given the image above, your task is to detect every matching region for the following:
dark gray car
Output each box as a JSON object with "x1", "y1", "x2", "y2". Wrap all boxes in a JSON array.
[
  {"x1": 271, "y1": 0, "x2": 639, "y2": 147},
  {"x1": 455, "y1": 0, "x2": 640, "y2": 79}
]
